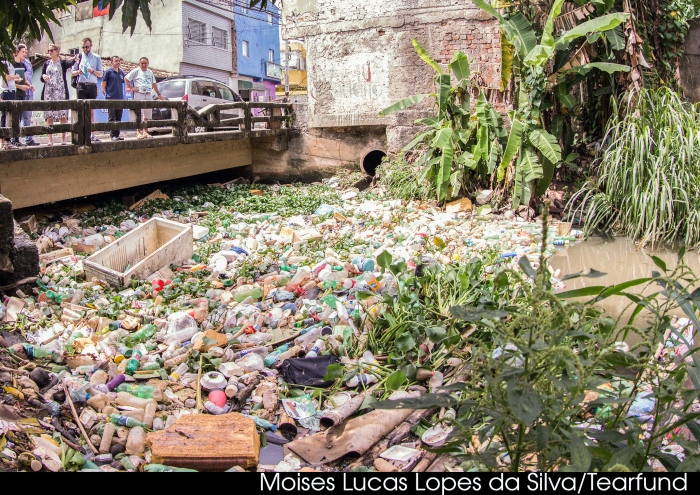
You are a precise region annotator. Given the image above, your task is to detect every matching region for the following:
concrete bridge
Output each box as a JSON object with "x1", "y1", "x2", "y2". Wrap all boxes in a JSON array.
[{"x1": 0, "y1": 100, "x2": 293, "y2": 208}]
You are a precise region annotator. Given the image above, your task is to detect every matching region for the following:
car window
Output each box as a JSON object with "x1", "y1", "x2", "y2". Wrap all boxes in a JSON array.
[
  {"x1": 215, "y1": 83, "x2": 239, "y2": 102},
  {"x1": 189, "y1": 81, "x2": 200, "y2": 96},
  {"x1": 158, "y1": 80, "x2": 186, "y2": 98},
  {"x1": 197, "y1": 80, "x2": 218, "y2": 98}
]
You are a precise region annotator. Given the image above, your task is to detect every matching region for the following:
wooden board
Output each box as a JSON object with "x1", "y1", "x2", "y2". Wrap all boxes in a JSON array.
[{"x1": 146, "y1": 413, "x2": 260, "y2": 471}]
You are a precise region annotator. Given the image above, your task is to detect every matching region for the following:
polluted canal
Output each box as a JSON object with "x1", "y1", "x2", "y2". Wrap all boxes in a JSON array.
[{"x1": 0, "y1": 178, "x2": 693, "y2": 472}]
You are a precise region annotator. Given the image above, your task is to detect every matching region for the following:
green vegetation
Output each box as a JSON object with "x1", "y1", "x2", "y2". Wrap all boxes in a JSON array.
[
  {"x1": 568, "y1": 88, "x2": 700, "y2": 248},
  {"x1": 376, "y1": 155, "x2": 436, "y2": 202},
  {"x1": 373, "y1": 207, "x2": 700, "y2": 472}
]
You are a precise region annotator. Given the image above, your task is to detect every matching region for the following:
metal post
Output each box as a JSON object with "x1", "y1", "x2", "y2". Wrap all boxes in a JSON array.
[{"x1": 284, "y1": 39, "x2": 290, "y2": 97}]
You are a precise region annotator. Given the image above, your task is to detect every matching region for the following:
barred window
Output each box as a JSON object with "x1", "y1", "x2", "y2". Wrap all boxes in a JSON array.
[
  {"x1": 187, "y1": 19, "x2": 207, "y2": 44},
  {"x1": 212, "y1": 27, "x2": 228, "y2": 49}
]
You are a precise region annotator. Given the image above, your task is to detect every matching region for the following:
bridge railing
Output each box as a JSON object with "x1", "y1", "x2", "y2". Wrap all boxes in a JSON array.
[{"x1": 0, "y1": 100, "x2": 293, "y2": 149}]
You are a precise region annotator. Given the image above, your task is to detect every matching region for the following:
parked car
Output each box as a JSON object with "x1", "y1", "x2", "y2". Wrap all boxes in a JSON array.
[{"x1": 151, "y1": 76, "x2": 244, "y2": 132}]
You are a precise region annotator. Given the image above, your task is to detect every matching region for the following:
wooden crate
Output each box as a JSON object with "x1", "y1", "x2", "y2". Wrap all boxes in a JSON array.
[{"x1": 83, "y1": 218, "x2": 192, "y2": 287}]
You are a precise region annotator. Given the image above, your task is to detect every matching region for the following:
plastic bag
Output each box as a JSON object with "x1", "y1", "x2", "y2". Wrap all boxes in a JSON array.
[{"x1": 281, "y1": 355, "x2": 340, "y2": 387}]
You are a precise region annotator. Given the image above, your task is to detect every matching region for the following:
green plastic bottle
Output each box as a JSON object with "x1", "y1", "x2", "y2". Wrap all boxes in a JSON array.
[
  {"x1": 125, "y1": 350, "x2": 143, "y2": 375},
  {"x1": 143, "y1": 463, "x2": 198, "y2": 472},
  {"x1": 115, "y1": 383, "x2": 160, "y2": 399},
  {"x1": 263, "y1": 343, "x2": 289, "y2": 367},
  {"x1": 109, "y1": 413, "x2": 146, "y2": 428},
  {"x1": 232, "y1": 287, "x2": 263, "y2": 302},
  {"x1": 123, "y1": 324, "x2": 156, "y2": 347}
]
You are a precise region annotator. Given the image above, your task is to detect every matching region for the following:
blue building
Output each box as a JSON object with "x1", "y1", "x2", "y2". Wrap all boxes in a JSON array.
[{"x1": 233, "y1": 3, "x2": 282, "y2": 104}]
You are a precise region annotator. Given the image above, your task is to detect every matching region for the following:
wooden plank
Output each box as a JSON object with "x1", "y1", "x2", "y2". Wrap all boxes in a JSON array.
[{"x1": 146, "y1": 413, "x2": 260, "y2": 471}]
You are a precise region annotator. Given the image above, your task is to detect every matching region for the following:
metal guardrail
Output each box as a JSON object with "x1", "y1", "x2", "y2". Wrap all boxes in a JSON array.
[{"x1": 0, "y1": 100, "x2": 293, "y2": 149}]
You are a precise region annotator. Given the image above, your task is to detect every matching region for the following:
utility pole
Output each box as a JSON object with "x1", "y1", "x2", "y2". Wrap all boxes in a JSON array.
[{"x1": 284, "y1": 39, "x2": 290, "y2": 97}]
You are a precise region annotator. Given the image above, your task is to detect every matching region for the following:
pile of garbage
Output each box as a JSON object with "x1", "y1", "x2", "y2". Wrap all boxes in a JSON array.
[{"x1": 0, "y1": 180, "x2": 583, "y2": 472}]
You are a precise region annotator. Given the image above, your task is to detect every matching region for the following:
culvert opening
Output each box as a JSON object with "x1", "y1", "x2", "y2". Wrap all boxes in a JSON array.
[{"x1": 361, "y1": 150, "x2": 386, "y2": 177}]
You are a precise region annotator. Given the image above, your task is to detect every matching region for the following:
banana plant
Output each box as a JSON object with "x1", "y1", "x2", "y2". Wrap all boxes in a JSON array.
[
  {"x1": 380, "y1": 39, "x2": 506, "y2": 202},
  {"x1": 474, "y1": 0, "x2": 631, "y2": 208}
]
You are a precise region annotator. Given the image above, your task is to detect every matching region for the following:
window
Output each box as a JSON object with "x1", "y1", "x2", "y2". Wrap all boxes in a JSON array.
[
  {"x1": 267, "y1": 13, "x2": 272, "y2": 24},
  {"x1": 69, "y1": 48, "x2": 79, "y2": 56},
  {"x1": 212, "y1": 27, "x2": 228, "y2": 49},
  {"x1": 268, "y1": 49, "x2": 274, "y2": 63},
  {"x1": 158, "y1": 80, "x2": 186, "y2": 98},
  {"x1": 241, "y1": 7, "x2": 247, "y2": 14},
  {"x1": 216, "y1": 83, "x2": 241, "y2": 102},
  {"x1": 241, "y1": 40, "x2": 249, "y2": 57},
  {"x1": 197, "y1": 80, "x2": 217, "y2": 98},
  {"x1": 187, "y1": 19, "x2": 207, "y2": 44}
]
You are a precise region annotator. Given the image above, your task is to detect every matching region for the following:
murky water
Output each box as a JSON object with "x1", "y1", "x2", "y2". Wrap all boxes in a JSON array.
[{"x1": 549, "y1": 237, "x2": 700, "y2": 322}]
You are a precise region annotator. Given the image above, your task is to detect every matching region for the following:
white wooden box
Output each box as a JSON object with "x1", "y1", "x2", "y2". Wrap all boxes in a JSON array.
[{"x1": 83, "y1": 218, "x2": 193, "y2": 287}]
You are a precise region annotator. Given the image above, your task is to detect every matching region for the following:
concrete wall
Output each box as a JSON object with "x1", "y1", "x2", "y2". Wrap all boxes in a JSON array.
[
  {"x1": 282, "y1": 0, "x2": 500, "y2": 152},
  {"x1": 681, "y1": 18, "x2": 700, "y2": 102},
  {"x1": 0, "y1": 139, "x2": 252, "y2": 209},
  {"x1": 250, "y1": 124, "x2": 387, "y2": 182},
  {"x1": 182, "y1": 0, "x2": 234, "y2": 76}
]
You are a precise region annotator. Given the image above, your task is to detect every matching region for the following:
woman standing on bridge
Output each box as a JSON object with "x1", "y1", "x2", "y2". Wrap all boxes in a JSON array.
[{"x1": 41, "y1": 44, "x2": 72, "y2": 146}]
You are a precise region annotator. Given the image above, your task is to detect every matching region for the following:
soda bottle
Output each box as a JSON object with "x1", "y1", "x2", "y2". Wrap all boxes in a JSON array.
[
  {"x1": 304, "y1": 339, "x2": 325, "y2": 358},
  {"x1": 91, "y1": 373, "x2": 126, "y2": 394},
  {"x1": 231, "y1": 346, "x2": 270, "y2": 361},
  {"x1": 250, "y1": 415, "x2": 278, "y2": 431},
  {"x1": 285, "y1": 266, "x2": 311, "y2": 292},
  {"x1": 123, "y1": 324, "x2": 156, "y2": 347},
  {"x1": 363, "y1": 272, "x2": 381, "y2": 291},
  {"x1": 126, "y1": 350, "x2": 143, "y2": 375},
  {"x1": 232, "y1": 287, "x2": 263, "y2": 302},
  {"x1": 115, "y1": 383, "x2": 160, "y2": 399},
  {"x1": 109, "y1": 413, "x2": 146, "y2": 428},
  {"x1": 263, "y1": 343, "x2": 289, "y2": 367}
]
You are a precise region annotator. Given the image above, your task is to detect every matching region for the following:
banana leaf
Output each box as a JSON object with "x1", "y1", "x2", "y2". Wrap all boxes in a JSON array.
[
  {"x1": 503, "y1": 12, "x2": 538, "y2": 58},
  {"x1": 555, "y1": 13, "x2": 630, "y2": 50},
  {"x1": 380, "y1": 94, "x2": 430, "y2": 116},
  {"x1": 604, "y1": 25, "x2": 625, "y2": 51},
  {"x1": 487, "y1": 139, "x2": 501, "y2": 174},
  {"x1": 512, "y1": 154, "x2": 525, "y2": 207},
  {"x1": 401, "y1": 130, "x2": 433, "y2": 152},
  {"x1": 562, "y1": 62, "x2": 630, "y2": 79},
  {"x1": 449, "y1": 51, "x2": 471, "y2": 84},
  {"x1": 536, "y1": 156, "x2": 556, "y2": 196},
  {"x1": 498, "y1": 118, "x2": 523, "y2": 182},
  {"x1": 528, "y1": 128, "x2": 562, "y2": 165},
  {"x1": 524, "y1": 45, "x2": 555, "y2": 67},
  {"x1": 541, "y1": 0, "x2": 566, "y2": 47},
  {"x1": 415, "y1": 116, "x2": 441, "y2": 128},
  {"x1": 431, "y1": 127, "x2": 453, "y2": 149},
  {"x1": 412, "y1": 38, "x2": 443, "y2": 74},
  {"x1": 436, "y1": 74, "x2": 452, "y2": 118},
  {"x1": 520, "y1": 146, "x2": 543, "y2": 182},
  {"x1": 554, "y1": 83, "x2": 576, "y2": 110},
  {"x1": 500, "y1": 30, "x2": 515, "y2": 91}
]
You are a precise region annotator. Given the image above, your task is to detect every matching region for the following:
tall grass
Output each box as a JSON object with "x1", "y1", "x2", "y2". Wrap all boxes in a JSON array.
[
  {"x1": 568, "y1": 88, "x2": 700, "y2": 248},
  {"x1": 376, "y1": 155, "x2": 436, "y2": 202}
]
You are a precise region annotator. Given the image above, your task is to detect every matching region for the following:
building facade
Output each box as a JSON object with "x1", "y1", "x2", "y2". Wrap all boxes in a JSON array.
[
  {"x1": 31, "y1": 0, "x2": 236, "y2": 85},
  {"x1": 276, "y1": 40, "x2": 307, "y2": 98},
  {"x1": 233, "y1": 3, "x2": 282, "y2": 103}
]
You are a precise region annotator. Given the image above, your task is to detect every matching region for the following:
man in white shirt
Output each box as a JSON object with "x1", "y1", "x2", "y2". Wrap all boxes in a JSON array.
[
  {"x1": 125, "y1": 57, "x2": 165, "y2": 139},
  {"x1": 71, "y1": 37, "x2": 103, "y2": 142}
]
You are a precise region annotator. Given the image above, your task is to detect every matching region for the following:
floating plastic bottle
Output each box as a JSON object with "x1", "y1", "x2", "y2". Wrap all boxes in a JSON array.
[
  {"x1": 109, "y1": 413, "x2": 146, "y2": 428},
  {"x1": 263, "y1": 343, "x2": 289, "y2": 367},
  {"x1": 304, "y1": 339, "x2": 325, "y2": 358},
  {"x1": 123, "y1": 324, "x2": 156, "y2": 347},
  {"x1": 250, "y1": 416, "x2": 277, "y2": 431},
  {"x1": 285, "y1": 266, "x2": 310, "y2": 292},
  {"x1": 90, "y1": 373, "x2": 126, "y2": 394},
  {"x1": 125, "y1": 426, "x2": 146, "y2": 455},
  {"x1": 99, "y1": 423, "x2": 115, "y2": 454},
  {"x1": 168, "y1": 362, "x2": 189, "y2": 382},
  {"x1": 125, "y1": 350, "x2": 142, "y2": 375},
  {"x1": 232, "y1": 287, "x2": 263, "y2": 302},
  {"x1": 115, "y1": 383, "x2": 161, "y2": 400}
]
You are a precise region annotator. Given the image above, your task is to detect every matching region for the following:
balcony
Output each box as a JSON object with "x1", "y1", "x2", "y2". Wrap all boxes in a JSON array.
[{"x1": 265, "y1": 61, "x2": 283, "y2": 80}]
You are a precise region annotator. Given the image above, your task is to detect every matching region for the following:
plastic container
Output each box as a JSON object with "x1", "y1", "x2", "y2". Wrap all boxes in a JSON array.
[
  {"x1": 168, "y1": 362, "x2": 189, "y2": 382},
  {"x1": 110, "y1": 413, "x2": 146, "y2": 428},
  {"x1": 123, "y1": 324, "x2": 156, "y2": 347},
  {"x1": 304, "y1": 339, "x2": 325, "y2": 358},
  {"x1": 115, "y1": 383, "x2": 162, "y2": 400},
  {"x1": 125, "y1": 426, "x2": 146, "y2": 455},
  {"x1": 99, "y1": 423, "x2": 115, "y2": 454},
  {"x1": 162, "y1": 313, "x2": 199, "y2": 344},
  {"x1": 263, "y1": 343, "x2": 289, "y2": 367},
  {"x1": 232, "y1": 287, "x2": 263, "y2": 302},
  {"x1": 236, "y1": 353, "x2": 265, "y2": 372},
  {"x1": 285, "y1": 266, "x2": 310, "y2": 292}
]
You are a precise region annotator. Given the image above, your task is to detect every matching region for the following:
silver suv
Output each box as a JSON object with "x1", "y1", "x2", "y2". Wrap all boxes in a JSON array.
[{"x1": 151, "y1": 76, "x2": 243, "y2": 130}]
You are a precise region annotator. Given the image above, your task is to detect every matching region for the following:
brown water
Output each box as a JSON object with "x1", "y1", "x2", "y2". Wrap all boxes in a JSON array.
[{"x1": 549, "y1": 237, "x2": 700, "y2": 322}]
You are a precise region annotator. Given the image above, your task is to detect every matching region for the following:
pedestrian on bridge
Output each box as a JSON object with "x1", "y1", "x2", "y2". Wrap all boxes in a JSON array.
[
  {"x1": 12, "y1": 44, "x2": 38, "y2": 147},
  {"x1": 1, "y1": 46, "x2": 21, "y2": 150},
  {"x1": 41, "y1": 44, "x2": 73, "y2": 146},
  {"x1": 71, "y1": 37, "x2": 103, "y2": 142},
  {"x1": 101, "y1": 56, "x2": 125, "y2": 141},
  {"x1": 125, "y1": 57, "x2": 165, "y2": 139}
]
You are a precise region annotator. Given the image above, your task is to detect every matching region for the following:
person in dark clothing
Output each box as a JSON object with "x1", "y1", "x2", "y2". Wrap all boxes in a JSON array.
[
  {"x1": 1, "y1": 45, "x2": 21, "y2": 150},
  {"x1": 101, "y1": 56, "x2": 126, "y2": 141},
  {"x1": 41, "y1": 44, "x2": 73, "y2": 145},
  {"x1": 12, "y1": 44, "x2": 37, "y2": 146}
]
